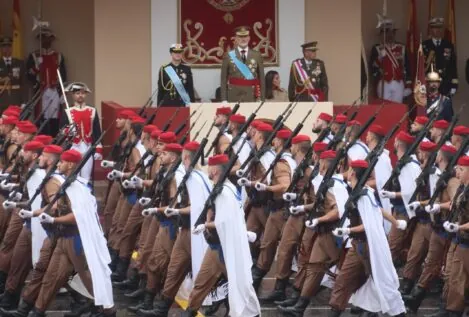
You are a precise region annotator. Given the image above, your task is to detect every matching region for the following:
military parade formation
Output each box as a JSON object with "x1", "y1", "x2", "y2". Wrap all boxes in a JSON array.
[{"x1": 0, "y1": 8, "x2": 468, "y2": 317}]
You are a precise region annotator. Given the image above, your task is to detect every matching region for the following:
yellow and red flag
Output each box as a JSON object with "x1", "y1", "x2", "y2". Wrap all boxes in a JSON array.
[
  {"x1": 445, "y1": 0, "x2": 456, "y2": 46},
  {"x1": 413, "y1": 40, "x2": 427, "y2": 108},
  {"x1": 12, "y1": 0, "x2": 23, "y2": 59},
  {"x1": 406, "y1": 0, "x2": 419, "y2": 82}
]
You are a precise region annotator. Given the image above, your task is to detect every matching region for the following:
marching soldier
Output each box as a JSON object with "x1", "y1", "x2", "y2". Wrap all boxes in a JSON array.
[
  {"x1": 423, "y1": 17, "x2": 458, "y2": 97},
  {"x1": 157, "y1": 44, "x2": 195, "y2": 107},
  {"x1": 288, "y1": 41, "x2": 328, "y2": 102},
  {"x1": 312, "y1": 112, "x2": 334, "y2": 143},
  {"x1": 0, "y1": 37, "x2": 24, "y2": 112},
  {"x1": 370, "y1": 17, "x2": 411, "y2": 103},
  {"x1": 220, "y1": 26, "x2": 265, "y2": 102},
  {"x1": 425, "y1": 68, "x2": 453, "y2": 122}
]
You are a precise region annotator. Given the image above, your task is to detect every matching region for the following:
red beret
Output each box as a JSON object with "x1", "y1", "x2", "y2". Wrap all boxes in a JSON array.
[
  {"x1": 250, "y1": 120, "x2": 263, "y2": 129},
  {"x1": 33, "y1": 135, "x2": 53, "y2": 145},
  {"x1": 347, "y1": 120, "x2": 361, "y2": 127},
  {"x1": 151, "y1": 129, "x2": 162, "y2": 140},
  {"x1": 143, "y1": 124, "x2": 159, "y2": 134},
  {"x1": 318, "y1": 112, "x2": 332, "y2": 122},
  {"x1": 131, "y1": 116, "x2": 146, "y2": 124},
  {"x1": 433, "y1": 120, "x2": 449, "y2": 130},
  {"x1": 61, "y1": 149, "x2": 82, "y2": 163},
  {"x1": 453, "y1": 125, "x2": 469, "y2": 136},
  {"x1": 23, "y1": 141, "x2": 44, "y2": 152},
  {"x1": 117, "y1": 110, "x2": 135, "y2": 119},
  {"x1": 163, "y1": 143, "x2": 183, "y2": 153},
  {"x1": 292, "y1": 134, "x2": 310, "y2": 144},
  {"x1": 208, "y1": 154, "x2": 229, "y2": 166},
  {"x1": 414, "y1": 116, "x2": 429, "y2": 125},
  {"x1": 396, "y1": 131, "x2": 415, "y2": 144},
  {"x1": 43, "y1": 145, "x2": 63, "y2": 155},
  {"x1": 257, "y1": 123, "x2": 273, "y2": 132},
  {"x1": 216, "y1": 107, "x2": 231, "y2": 116},
  {"x1": 6, "y1": 105, "x2": 21, "y2": 113},
  {"x1": 276, "y1": 129, "x2": 291, "y2": 140},
  {"x1": 159, "y1": 132, "x2": 176, "y2": 143},
  {"x1": 17, "y1": 121, "x2": 37, "y2": 134},
  {"x1": 334, "y1": 114, "x2": 347, "y2": 124},
  {"x1": 2, "y1": 116, "x2": 18, "y2": 125},
  {"x1": 313, "y1": 142, "x2": 327, "y2": 152},
  {"x1": 457, "y1": 156, "x2": 469, "y2": 166},
  {"x1": 320, "y1": 150, "x2": 336, "y2": 159},
  {"x1": 440, "y1": 144, "x2": 457, "y2": 154},
  {"x1": 419, "y1": 141, "x2": 437, "y2": 152},
  {"x1": 3, "y1": 109, "x2": 20, "y2": 118},
  {"x1": 229, "y1": 114, "x2": 246, "y2": 124},
  {"x1": 368, "y1": 124, "x2": 385, "y2": 136},
  {"x1": 183, "y1": 141, "x2": 200, "y2": 152},
  {"x1": 350, "y1": 159, "x2": 369, "y2": 168}
]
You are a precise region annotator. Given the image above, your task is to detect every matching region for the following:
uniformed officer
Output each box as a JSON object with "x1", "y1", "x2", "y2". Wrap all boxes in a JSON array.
[
  {"x1": 423, "y1": 17, "x2": 458, "y2": 97},
  {"x1": 425, "y1": 67, "x2": 453, "y2": 122},
  {"x1": 220, "y1": 26, "x2": 265, "y2": 102},
  {"x1": 288, "y1": 41, "x2": 328, "y2": 101},
  {"x1": 0, "y1": 37, "x2": 24, "y2": 112},
  {"x1": 157, "y1": 44, "x2": 195, "y2": 107},
  {"x1": 370, "y1": 17, "x2": 411, "y2": 103}
]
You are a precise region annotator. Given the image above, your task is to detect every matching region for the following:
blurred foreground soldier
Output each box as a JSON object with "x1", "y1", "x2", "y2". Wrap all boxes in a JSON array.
[
  {"x1": 423, "y1": 17, "x2": 458, "y2": 97},
  {"x1": 288, "y1": 41, "x2": 328, "y2": 101},
  {"x1": 157, "y1": 44, "x2": 195, "y2": 107},
  {"x1": 0, "y1": 37, "x2": 24, "y2": 111},
  {"x1": 425, "y1": 67, "x2": 453, "y2": 122},
  {"x1": 220, "y1": 26, "x2": 265, "y2": 102}
]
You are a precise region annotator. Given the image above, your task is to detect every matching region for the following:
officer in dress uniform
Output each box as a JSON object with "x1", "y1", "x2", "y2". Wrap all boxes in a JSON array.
[
  {"x1": 288, "y1": 41, "x2": 328, "y2": 102},
  {"x1": 423, "y1": 17, "x2": 458, "y2": 97},
  {"x1": 26, "y1": 28, "x2": 66, "y2": 136},
  {"x1": 220, "y1": 26, "x2": 265, "y2": 102},
  {"x1": 157, "y1": 44, "x2": 195, "y2": 107},
  {"x1": 0, "y1": 37, "x2": 24, "y2": 112},
  {"x1": 370, "y1": 17, "x2": 411, "y2": 103},
  {"x1": 425, "y1": 66, "x2": 453, "y2": 122}
]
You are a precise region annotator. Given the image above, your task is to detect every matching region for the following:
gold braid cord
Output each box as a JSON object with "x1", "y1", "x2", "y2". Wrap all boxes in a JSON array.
[{"x1": 0, "y1": 77, "x2": 11, "y2": 96}]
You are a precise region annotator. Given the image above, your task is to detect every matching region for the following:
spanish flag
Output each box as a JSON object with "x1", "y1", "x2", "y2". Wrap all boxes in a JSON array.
[
  {"x1": 12, "y1": 0, "x2": 23, "y2": 59},
  {"x1": 445, "y1": 0, "x2": 456, "y2": 47}
]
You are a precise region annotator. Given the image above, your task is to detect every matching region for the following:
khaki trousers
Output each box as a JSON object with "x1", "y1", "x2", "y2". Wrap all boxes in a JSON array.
[
  {"x1": 257, "y1": 210, "x2": 286, "y2": 272},
  {"x1": 417, "y1": 231, "x2": 448, "y2": 289},
  {"x1": 388, "y1": 211, "x2": 409, "y2": 263},
  {"x1": 293, "y1": 228, "x2": 317, "y2": 290},
  {"x1": 0, "y1": 195, "x2": 11, "y2": 242},
  {"x1": 118, "y1": 203, "x2": 144, "y2": 259},
  {"x1": 0, "y1": 211, "x2": 24, "y2": 272},
  {"x1": 138, "y1": 217, "x2": 160, "y2": 274},
  {"x1": 402, "y1": 222, "x2": 432, "y2": 280},
  {"x1": 109, "y1": 196, "x2": 134, "y2": 251},
  {"x1": 275, "y1": 215, "x2": 304, "y2": 280},
  {"x1": 146, "y1": 225, "x2": 176, "y2": 292},
  {"x1": 446, "y1": 245, "x2": 469, "y2": 312},
  {"x1": 103, "y1": 182, "x2": 121, "y2": 237},
  {"x1": 5, "y1": 227, "x2": 32, "y2": 293}
]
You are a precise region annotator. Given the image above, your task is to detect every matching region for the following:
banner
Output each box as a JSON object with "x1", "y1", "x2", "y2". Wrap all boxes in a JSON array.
[
  {"x1": 406, "y1": 0, "x2": 418, "y2": 83},
  {"x1": 445, "y1": 0, "x2": 456, "y2": 46},
  {"x1": 12, "y1": 0, "x2": 23, "y2": 59},
  {"x1": 178, "y1": 0, "x2": 278, "y2": 67}
]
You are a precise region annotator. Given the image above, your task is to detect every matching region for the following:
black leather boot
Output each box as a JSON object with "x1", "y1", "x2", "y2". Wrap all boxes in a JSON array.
[
  {"x1": 0, "y1": 290, "x2": 19, "y2": 309},
  {"x1": 127, "y1": 290, "x2": 154, "y2": 314},
  {"x1": 258, "y1": 278, "x2": 288, "y2": 303},
  {"x1": 145, "y1": 296, "x2": 173, "y2": 317},
  {"x1": 113, "y1": 267, "x2": 139, "y2": 290},
  {"x1": 29, "y1": 309, "x2": 45, "y2": 317},
  {"x1": 0, "y1": 272, "x2": 7, "y2": 293},
  {"x1": 111, "y1": 257, "x2": 130, "y2": 282},
  {"x1": 404, "y1": 286, "x2": 427, "y2": 313},
  {"x1": 135, "y1": 290, "x2": 158, "y2": 316},
  {"x1": 0, "y1": 299, "x2": 33, "y2": 317},
  {"x1": 125, "y1": 275, "x2": 146, "y2": 300},
  {"x1": 327, "y1": 308, "x2": 342, "y2": 317},
  {"x1": 350, "y1": 305, "x2": 364, "y2": 315},
  {"x1": 446, "y1": 311, "x2": 463, "y2": 317},
  {"x1": 180, "y1": 308, "x2": 198, "y2": 317},
  {"x1": 275, "y1": 286, "x2": 300, "y2": 307},
  {"x1": 251, "y1": 266, "x2": 267, "y2": 292},
  {"x1": 424, "y1": 298, "x2": 447, "y2": 317},
  {"x1": 203, "y1": 298, "x2": 229, "y2": 316},
  {"x1": 399, "y1": 278, "x2": 414, "y2": 295},
  {"x1": 108, "y1": 249, "x2": 119, "y2": 272},
  {"x1": 278, "y1": 296, "x2": 309, "y2": 316}
]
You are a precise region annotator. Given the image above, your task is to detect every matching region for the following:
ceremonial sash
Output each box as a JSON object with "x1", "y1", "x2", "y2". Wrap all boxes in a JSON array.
[
  {"x1": 164, "y1": 65, "x2": 191, "y2": 105},
  {"x1": 228, "y1": 50, "x2": 254, "y2": 80},
  {"x1": 427, "y1": 95, "x2": 442, "y2": 115},
  {"x1": 383, "y1": 45, "x2": 399, "y2": 70},
  {"x1": 293, "y1": 60, "x2": 319, "y2": 102}
]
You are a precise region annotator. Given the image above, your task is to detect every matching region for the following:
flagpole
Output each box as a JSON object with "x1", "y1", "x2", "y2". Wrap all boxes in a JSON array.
[{"x1": 380, "y1": 0, "x2": 387, "y2": 103}]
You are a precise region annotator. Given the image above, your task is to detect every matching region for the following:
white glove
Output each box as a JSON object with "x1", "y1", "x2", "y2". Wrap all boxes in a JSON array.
[
  {"x1": 407, "y1": 201, "x2": 421, "y2": 213},
  {"x1": 237, "y1": 178, "x2": 251, "y2": 187},
  {"x1": 396, "y1": 219, "x2": 408, "y2": 231},
  {"x1": 193, "y1": 224, "x2": 206, "y2": 235},
  {"x1": 450, "y1": 88, "x2": 457, "y2": 96},
  {"x1": 1, "y1": 180, "x2": 17, "y2": 191},
  {"x1": 101, "y1": 160, "x2": 116, "y2": 169},
  {"x1": 37, "y1": 56, "x2": 43, "y2": 64},
  {"x1": 255, "y1": 182, "x2": 267, "y2": 192},
  {"x1": 122, "y1": 179, "x2": 136, "y2": 189},
  {"x1": 164, "y1": 207, "x2": 180, "y2": 217},
  {"x1": 289, "y1": 205, "x2": 305, "y2": 215},
  {"x1": 111, "y1": 170, "x2": 124, "y2": 179},
  {"x1": 379, "y1": 190, "x2": 396, "y2": 199},
  {"x1": 235, "y1": 169, "x2": 247, "y2": 178},
  {"x1": 247, "y1": 231, "x2": 257, "y2": 243},
  {"x1": 106, "y1": 172, "x2": 115, "y2": 181},
  {"x1": 332, "y1": 227, "x2": 351, "y2": 238},
  {"x1": 305, "y1": 218, "x2": 319, "y2": 229},
  {"x1": 2, "y1": 200, "x2": 16, "y2": 210},
  {"x1": 0, "y1": 173, "x2": 8, "y2": 180},
  {"x1": 444, "y1": 221, "x2": 459, "y2": 233},
  {"x1": 8, "y1": 191, "x2": 22, "y2": 201},
  {"x1": 425, "y1": 204, "x2": 441, "y2": 215},
  {"x1": 141, "y1": 208, "x2": 157, "y2": 217},
  {"x1": 139, "y1": 197, "x2": 151, "y2": 206},
  {"x1": 404, "y1": 88, "x2": 412, "y2": 97},
  {"x1": 131, "y1": 176, "x2": 143, "y2": 188},
  {"x1": 94, "y1": 153, "x2": 103, "y2": 161},
  {"x1": 39, "y1": 213, "x2": 55, "y2": 224},
  {"x1": 18, "y1": 209, "x2": 33, "y2": 219},
  {"x1": 283, "y1": 192, "x2": 297, "y2": 202}
]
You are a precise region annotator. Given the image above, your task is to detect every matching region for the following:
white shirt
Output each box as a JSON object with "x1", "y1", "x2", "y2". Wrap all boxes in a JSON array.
[
  {"x1": 237, "y1": 46, "x2": 249, "y2": 58},
  {"x1": 3, "y1": 57, "x2": 12, "y2": 65},
  {"x1": 432, "y1": 38, "x2": 442, "y2": 47}
]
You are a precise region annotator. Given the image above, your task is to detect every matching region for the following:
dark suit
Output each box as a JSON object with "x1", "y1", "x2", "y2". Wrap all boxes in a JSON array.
[
  {"x1": 157, "y1": 63, "x2": 195, "y2": 107},
  {"x1": 426, "y1": 94, "x2": 453, "y2": 122},
  {"x1": 288, "y1": 58, "x2": 328, "y2": 101},
  {"x1": 0, "y1": 57, "x2": 24, "y2": 112},
  {"x1": 423, "y1": 39, "x2": 458, "y2": 96}
]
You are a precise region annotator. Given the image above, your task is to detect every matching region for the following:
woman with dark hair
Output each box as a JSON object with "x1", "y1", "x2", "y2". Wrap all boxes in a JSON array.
[{"x1": 265, "y1": 70, "x2": 288, "y2": 102}]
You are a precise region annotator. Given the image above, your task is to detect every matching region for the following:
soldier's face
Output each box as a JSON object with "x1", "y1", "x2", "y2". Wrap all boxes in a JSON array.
[
  {"x1": 451, "y1": 135, "x2": 462, "y2": 149},
  {"x1": 410, "y1": 122, "x2": 422, "y2": 134},
  {"x1": 0, "y1": 45, "x2": 12, "y2": 57},
  {"x1": 312, "y1": 119, "x2": 326, "y2": 134},
  {"x1": 115, "y1": 118, "x2": 125, "y2": 129},
  {"x1": 428, "y1": 81, "x2": 440, "y2": 93},
  {"x1": 430, "y1": 128, "x2": 440, "y2": 141},
  {"x1": 41, "y1": 37, "x2": 53, "y2": 49},
  {"x1": 456, "y1": 166, "x2": 469, "y2": 184},
  {"x1": 331, "y1": 123, "x2": 340, "y2": 135},
  {"x1": 214, "y1": 114, "x2": 226, "y2": 127},
  {"x1": 182, "y1": 151, "x2": 192, "y2": 171},
  {"x1": 303, "y1": 49, "x2": 316, "y2": 60},
  {"x1": 291, "y1": 144, "x2": 298, "y2": 157},
  {"x1": 72, "y1": 91, "x2": 87, "y2": 104},
  {"x1": 57, "y1": 160, "x2": 74, "y2": 174},
  {"x1": 430, "y1": 27, "x2": 444, "y2": 39},
  {"x1": 16, "y1": 132, "x2": 30, "y2": 145},
  {"x1": 171, "y1": 52, "x2": 182, "y2": 62},
  {"x1": 156, "y1": 141, "x2": 165, "y2": 155},
  {"x1": 236, "y1": 35, "x2": 250, "y2": 48}
]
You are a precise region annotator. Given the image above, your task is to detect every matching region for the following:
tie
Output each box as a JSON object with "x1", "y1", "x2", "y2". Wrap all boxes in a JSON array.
[{"x1": 241, "y1": 50, "x2": 246, "y2": 63}]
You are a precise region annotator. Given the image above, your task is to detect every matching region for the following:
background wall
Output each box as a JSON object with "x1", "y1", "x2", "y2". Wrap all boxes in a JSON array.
[{"x1": 151, "y1": 0, "x2": 305, "y2": 103}]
